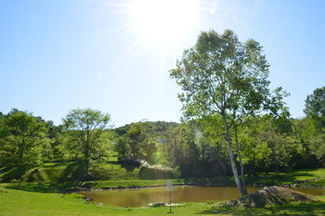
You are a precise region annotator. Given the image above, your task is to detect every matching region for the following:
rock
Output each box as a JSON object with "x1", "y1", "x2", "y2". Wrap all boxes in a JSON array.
[
  {"x1": 148, "y1": 202, "x2": 166, "y2": 207},
  {"x1": 219, "y1": 186, "x2": 321, "y2": 208},
  {"x1": 83, "y1": 197, "x2": 93, "y2": 202}
]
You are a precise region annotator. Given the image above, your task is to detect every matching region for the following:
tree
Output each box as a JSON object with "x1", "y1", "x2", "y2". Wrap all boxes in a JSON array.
[
  {"x1": 292, "y1": 118, "x2": 320, "y2": 168},
  {"x1": 303, "y1": 87, "x2": 325, "y2": 166},
  {"x1": 62, "y1": 108, "x2": 112, "y2": 177},
  {"x1": 170, "y1": 30, "x2": 288, "y2": 196},
  {"x1": 256, "y1": 117, "x2": 294, "y2": 174},
  {"x1": 0, "y1": 109, "x2": 50, "y2": 179},
  {"x1": 304, "y1": 86, "x2": 325, "y2": 129},
  {"x1": 127, "y1": 122, "x2": 147, "y2": 159}
]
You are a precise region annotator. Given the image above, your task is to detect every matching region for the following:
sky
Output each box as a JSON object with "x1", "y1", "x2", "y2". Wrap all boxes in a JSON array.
[{"x1": 1, "y1": 0, "x2": 325, "y2": 128}]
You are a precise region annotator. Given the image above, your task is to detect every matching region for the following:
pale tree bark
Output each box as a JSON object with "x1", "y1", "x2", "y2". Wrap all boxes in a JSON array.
[{"x1": 222, "y1": 116, "x2": 247, "y2": 196}]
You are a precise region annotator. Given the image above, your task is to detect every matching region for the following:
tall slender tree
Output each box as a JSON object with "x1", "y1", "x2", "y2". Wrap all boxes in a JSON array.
[
  {"x1": 303, "y1": 87, "x2": 325, "y2": 165},
  {"x1": 304, "y1": 86, "x2": 325, "y2": 129},
  {"x1": 170, "y1": 30, "x2": 288, "y2": 196}
]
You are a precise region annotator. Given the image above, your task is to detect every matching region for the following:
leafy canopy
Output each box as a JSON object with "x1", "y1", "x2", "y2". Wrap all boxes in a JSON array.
[
  {"x1": 170, "y1": 29, "x2": 287, "y2": 121},
  {"x1": 304, "y1": 86, "x2": 325, "y2": 128}
]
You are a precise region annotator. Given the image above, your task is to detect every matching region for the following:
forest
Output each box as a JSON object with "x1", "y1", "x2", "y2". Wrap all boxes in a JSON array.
[{"x1": 0, "y1": 85, "x2": 324, "y2": 183}]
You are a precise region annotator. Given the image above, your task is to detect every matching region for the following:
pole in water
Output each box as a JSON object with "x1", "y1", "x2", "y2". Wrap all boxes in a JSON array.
[{"x1": 167, "y1": 181, "x2": 173, "y2": 214}]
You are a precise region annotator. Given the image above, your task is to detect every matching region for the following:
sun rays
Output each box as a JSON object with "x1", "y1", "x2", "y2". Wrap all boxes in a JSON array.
[{"x1": 130, "y1": 0, "x2": 200, "y2": 46}]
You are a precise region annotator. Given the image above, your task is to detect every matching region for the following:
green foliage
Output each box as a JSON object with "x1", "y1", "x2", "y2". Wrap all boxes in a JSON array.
[
  {"x1": 170, "y1": 30, "x2": 286, "y2": 120},
  {"x1": 170, "y1": 29, "x2": 288, "y2": 196},
  {"x1": 0, "y1": 103, "x2": 324, "y2": 184},
  {"x1": 127, "y1": 122, "x2": 147, "y2": 159},
  {"x1": 304, "y1": 86, "x2": 325, "y2": 128},
  {"x1": 301, "y1": 86, "x2": 325, "y2": 166},
  {"x1": 114, "y1": 134, "x2": 129, "y2": 157},
  {"x1": 0, "y1": 109, "x2": 50, "y2": 179},
  {"x1": 139, "y1": 165, "x2": 174, "y2": 180},
  {"x1": 62, "y1": 108, "x2": 113, "y2": 177}
]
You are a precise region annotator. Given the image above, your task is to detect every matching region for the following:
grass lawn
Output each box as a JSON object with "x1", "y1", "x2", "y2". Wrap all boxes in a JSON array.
[
  {"x1": 245, "y1": 168, "x2": 325, "y2": 186},
  {"x1": 1, "y1": 165, "x2": 324, "y2": 215},
  {"x1": 0, "y1": 185, "x2": 324, "y2": 216},
  {"x1": 201, "y1": 201, "x2": 325, "y2": 216},
  {"x1": 0, "y1": 185, "x2": 215, "y2": 216}
]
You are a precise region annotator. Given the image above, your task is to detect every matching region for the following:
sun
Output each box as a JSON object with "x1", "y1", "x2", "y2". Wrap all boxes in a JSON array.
[{"x1": 130, "y1": 0, "x2": 200, "y2": 46}]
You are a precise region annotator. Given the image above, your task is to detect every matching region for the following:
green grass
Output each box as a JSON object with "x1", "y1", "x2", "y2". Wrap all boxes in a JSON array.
[
  {"x1": 1, "y1": 160, "x2": 325, "y2": 216},
  {"x1": 0, "y1": 184, "x2": 324, "y2": 216},
  {"x1": 89, "y1": 161, "x2": 141, "y2": 180},
  {"x1": 246, "y1": 168, "x2": 325, "y2": 186},
  {"x1": 0, "y1": 158, "x2": 141, "y2": 183},
  {"x1": 201, "y1": 202, "x2": 325, "y2": 215},
  {"x1": 0, "y1": 185, "x2": 216, "y2": 216}
]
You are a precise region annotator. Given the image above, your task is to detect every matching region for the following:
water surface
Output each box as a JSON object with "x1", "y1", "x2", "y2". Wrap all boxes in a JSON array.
[{"x1": 83, "y1": 186, "x2": 258, "y2": 207}]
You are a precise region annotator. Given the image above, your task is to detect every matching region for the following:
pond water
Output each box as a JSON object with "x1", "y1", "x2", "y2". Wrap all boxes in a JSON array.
[
  {"x1": 83, "y1": 186, "x2": 259, "y2": 207},
  {"x1": 83, "y1": 186, "x2": 325, "y2": 207}
]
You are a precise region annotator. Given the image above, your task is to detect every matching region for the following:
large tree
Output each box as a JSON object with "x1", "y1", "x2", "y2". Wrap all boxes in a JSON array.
[
  {"x1": 303, "y1": 87, "x2": 325, "y2": 165},
  {"x1": 304, "y1": 86, "x2": 325, "y2": 129},
  {"x1": 170, "y1": 30, "x2": 287, "y2": 196},
  {"x1": 0, "y1": 109, "x2": 50, "y2": 179},
  {"x1": 62, "y1": 108, "x2": 112, "y2": 177},
  {"x1": 127, "y1": 122, "x2": 147, "y2": 159}
]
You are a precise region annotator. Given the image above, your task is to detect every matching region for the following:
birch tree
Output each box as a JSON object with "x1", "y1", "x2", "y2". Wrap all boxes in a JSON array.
[{"x1": 170, "y1": 30, "x2": 287, "y2": 196}]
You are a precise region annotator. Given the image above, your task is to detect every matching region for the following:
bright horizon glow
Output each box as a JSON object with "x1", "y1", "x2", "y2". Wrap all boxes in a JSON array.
[{"x1": 130, "y1": 0, "x2": 200, "y2": 46}]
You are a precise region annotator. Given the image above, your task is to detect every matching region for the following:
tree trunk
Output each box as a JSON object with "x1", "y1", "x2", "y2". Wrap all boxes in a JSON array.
[
  {"x1": 222, "y1": 116, "x2": 247, "y2": 196},
  {"x1": 83, "y1": 143, "x2": 91, "y2": 178},
  {"x1": 234, "y1": 127, "x2": 247, "y2": 195},
  {"x1": 271, "y1": 148, "x2": 279, "y2": 175},
  {"x1": 238, "y1": 151, "x2": 247, "y2": 194}
]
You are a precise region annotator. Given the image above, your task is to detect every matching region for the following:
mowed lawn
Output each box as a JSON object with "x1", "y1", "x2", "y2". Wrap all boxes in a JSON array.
[
  {"x1": 0, "y1": 186, "x2": 215, "y2": 216},
  {"x1": 1, "y1": 168, "x2": 325, "y2": 216},
  {"x1": 1, "y1": 184, "x2": 325, "y2": 216}
]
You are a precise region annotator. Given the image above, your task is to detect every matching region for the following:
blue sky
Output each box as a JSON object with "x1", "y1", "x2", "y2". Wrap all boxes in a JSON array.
[{"x1": 1, "y1": 0, "x2": 325, "y2": 127}]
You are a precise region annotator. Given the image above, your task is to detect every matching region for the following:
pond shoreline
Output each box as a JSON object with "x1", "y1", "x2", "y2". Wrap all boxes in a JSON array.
[
  {"x1": 81, "y1": 185, "x2": 261, "y2": 207},
  {"x1": 63, "y1": 183, "x2": 215, "y2": 193},
  {"x1": 62, "y1": 178, "x2": 325, "y2": 194}
]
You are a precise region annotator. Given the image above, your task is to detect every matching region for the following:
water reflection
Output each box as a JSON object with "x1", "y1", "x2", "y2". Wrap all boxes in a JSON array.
[{"x1": 83, "y1": 186, "x2": 258, "y2": 207}]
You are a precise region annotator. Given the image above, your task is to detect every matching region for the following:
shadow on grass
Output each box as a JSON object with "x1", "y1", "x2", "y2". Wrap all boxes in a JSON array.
[
  {"x1": 198, "y1": 202, "x2": 325, "y2": 215},
  {"x1": 291, "y1": 172, "x2": 314, "y2": 177},
  {"x1": 5, "y1": 182, "x2": 58, "y2": 193},
  {"x1": 58, "y1": 162, "x2": 86, "y2": 182},
  {"x1": 40, "y1": 162, "x2": 73, "y2": 168},
  {"x1": 4, "y1": 163, "x2": 88, "y2": 193}
]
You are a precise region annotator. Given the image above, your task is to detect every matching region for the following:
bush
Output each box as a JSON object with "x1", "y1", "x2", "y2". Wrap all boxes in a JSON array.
[{"x1": 139, "y1": 165, "x2": 174, "y2": 180}]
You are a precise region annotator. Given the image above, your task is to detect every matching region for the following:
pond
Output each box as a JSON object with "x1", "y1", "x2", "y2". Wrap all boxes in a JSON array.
[
  {"x1": 83, "y1": 186, "x2": 325, "y2": 207},
  {"x1": 83, "y1": 186, "x2": 259, "y2": 207}
]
